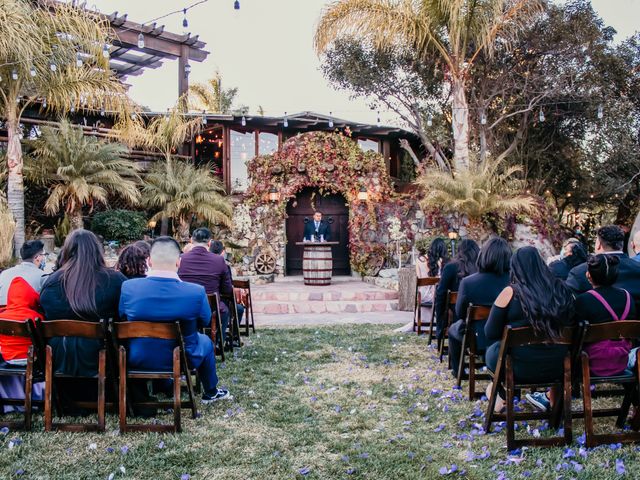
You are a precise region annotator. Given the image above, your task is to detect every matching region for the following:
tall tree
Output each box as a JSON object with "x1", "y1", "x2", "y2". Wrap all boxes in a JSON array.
[
  {"x1": 315, "y1": 0, "x2": 543, "y2": 171},
  {"x1": 28, "y1": 120, "x2": 140, "y2": 230},
  {"x1": 0, "y1": 0, "x2": 132, "y2": 252},
  {"x1": 188, "y1": 71, "x2": 247, "y2": 114}
]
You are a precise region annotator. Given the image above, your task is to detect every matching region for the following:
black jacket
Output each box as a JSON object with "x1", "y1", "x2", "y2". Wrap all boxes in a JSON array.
[
  {"x1": 455, "y1": 272, "x2": 510, "y2": 321},
  {"x1": 303, "y1": 219, "x2": 331, "y2": 241},
  {"x1": 566, "y1": 253, "x2": 640, "y2": 298}
]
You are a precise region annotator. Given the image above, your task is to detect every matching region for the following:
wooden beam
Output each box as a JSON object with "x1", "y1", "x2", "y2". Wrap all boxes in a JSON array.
[{"x1": 114, "y1": 29, "x2": 208, "y2": 62}]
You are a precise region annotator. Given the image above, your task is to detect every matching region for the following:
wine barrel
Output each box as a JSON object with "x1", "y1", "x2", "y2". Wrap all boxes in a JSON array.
[{"x1": 303, "y1": 244, "x2": 333, "y2": 286}]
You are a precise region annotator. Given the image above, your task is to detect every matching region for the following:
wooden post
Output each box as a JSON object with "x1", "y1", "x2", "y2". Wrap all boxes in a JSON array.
[
  {"x1": 398, "y1": 267, "x2": 416, "y2": 311},
  {"x1": 178, "y1": 44, "x2": 189, "y2": 98}
]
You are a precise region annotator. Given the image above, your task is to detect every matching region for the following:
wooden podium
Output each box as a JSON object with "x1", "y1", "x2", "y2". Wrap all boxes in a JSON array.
[{"x1": 296, "y1": 241, "x2": 339, "y2": 286}]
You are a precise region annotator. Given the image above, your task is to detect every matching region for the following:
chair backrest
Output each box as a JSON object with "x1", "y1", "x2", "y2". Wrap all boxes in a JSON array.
[
  {"x1": 447, "y1": 290, "x2": 458, "y2": 306},
  {"x1": 113, "y1": 321, "x2": 179, "y2": 341},
  {"x1": 466, "y1": 305, "x2": 492, "y2": 323},
  {"x1": 416, "y1": 277, "x2": 440, "y2": 288},
  {"x1": 40, "y1": 320, "x2": 104, "y2": 340},
  {"x1": 503, "y1": 325, "x2": 576, "y2": 348},
  {"x1": 232, "y1": 279, "x2": 250, "y2": 290},
  {"x1": 207, "y1": 293, "x2": 222, "y2": 315},
  {"x1": 580, "y1": 320, "x2": 640, "y2": 344},
  {"x1": 0, "y1": 318, "x2": 35, "y2": 338}
]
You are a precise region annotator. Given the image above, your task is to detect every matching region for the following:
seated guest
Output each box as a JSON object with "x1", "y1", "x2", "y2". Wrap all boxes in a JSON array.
[
  {"x1": 434, "y1": 239, "x2": 479, "y2": 339},
  {"x1": 115, "y1": 244, "x2": 149, "y2": 279},
  {"x1": 415, "y1": 238, "x2": 448, "y2": 306},
  {"x1": 484, "y1": 247, "x2": 574, "y2": 413},
  {"x1": 549, "y1": 241, "x2": 587, "y2": 281},
  {"x1": 0, "y1": 240, "x2": 47, "y2": 306},
  {"x1": 210, "y1": 240, "x2": 245, "y2": 329},
  {"x1": 575, "y1": 254, "x2": 635, "y2": 377},
  {"x1": 178, "y1": 228, "x2": 233, "y2": 341},
  {"x1": 448, "y1": 237, "x2": 511, "y2": 374},
  {"x1": 567, "y1": 225, "x2": 640, "y2": 297},
  {"x1": 0, "y1": 277, "x2": 45, "y2": 412},
  {"x1": 630, "y1": 230, "x2": 640, "y2": 263},
  {"x1": 119, "y1": 236, "x2": 230, "y2": 403},
  {"x1": 40, "y1": 230, "x2": 126, "y2": 402}
]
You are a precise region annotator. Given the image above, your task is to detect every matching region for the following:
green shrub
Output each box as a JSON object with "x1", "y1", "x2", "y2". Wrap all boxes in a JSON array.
[
  {"x1": 91, "y1": 210, "x2": 147, "y2": 243},
  {"x1": 54, "y1": 214, "x2": 71, "y2": 247}
]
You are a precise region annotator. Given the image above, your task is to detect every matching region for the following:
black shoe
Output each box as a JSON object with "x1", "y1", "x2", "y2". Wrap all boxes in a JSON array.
[{"x1": 201, "y1": 388, "x2": 232, "y2": 404}]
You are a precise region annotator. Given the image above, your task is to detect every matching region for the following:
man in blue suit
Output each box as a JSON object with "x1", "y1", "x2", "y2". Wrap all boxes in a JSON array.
[
  {"x1": 119, "y1": 236, "x2": 231, "y2": 403},
  {"x1": 303, "y1": 211, "x2": 331, "y2": 241}
]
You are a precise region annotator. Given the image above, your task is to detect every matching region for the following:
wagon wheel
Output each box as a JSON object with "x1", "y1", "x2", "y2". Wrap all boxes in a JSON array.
[
  {"x1": 366, "y1": 255, "x2": 385, "y2": 277},
  {"x1": 254, "y1": 251, "x2": 276, "y2": 275}
]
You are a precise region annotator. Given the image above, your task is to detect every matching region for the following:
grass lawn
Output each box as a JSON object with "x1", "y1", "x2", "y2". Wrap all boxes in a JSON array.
[{"x1": 1, "y1": 324, "x2": 639, "y2": 479}]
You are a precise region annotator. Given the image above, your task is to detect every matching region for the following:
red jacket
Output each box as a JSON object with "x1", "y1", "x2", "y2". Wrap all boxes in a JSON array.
[{"x1": 0, "y1": 277, "x2": 42, "y2": 361}]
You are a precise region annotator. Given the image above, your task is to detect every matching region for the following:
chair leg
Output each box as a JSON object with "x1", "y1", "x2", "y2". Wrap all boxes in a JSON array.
[
  {"x1": 427, "y1": 307, "x2": 435, "y2": 345},
  {"x1": 468, "y1": 347, "x2": 476, "y2": 402},
  {"x1": 119, "y1": 347, "x2": 127, "y2": 433},
  {"x1": 581, "y1": 353, "x2": 595, "y2": 448},
  {"x1": 97, "y1": 350, "x2": 106, "y2": 432},
  {"x1": 24, "y1": 347, "x2": 34, "y2": 431},
  {"x1": 484, "y1": 374, "x2": 500, "y2": 433},
  {"x1": 181, "y1": 359, "x2": 198, "y2": 420},
  {"x1": 217, "y1": 315, "x2": 225, "y2": 362},
  {"x1": 173, "y1": 348, "x2": 181, "y2": 433},
  {"x1": 563, "y1": 355, "x2": 573, "y2": 445},
  {"x1": 505, "y1": 356, "x2": 516, "y2": 451},
  {"x1": 44, "y1": 345, "x2": 53, "y2": 432},
  {"x1": 456, "y1": 334, "x2": 467, "y2": 389},
  {"x1": 616, "y1": 388, "x2": 633, "y2": 428},
  {"x1": 249, "y1": 296, "x2": 256, "y2": 334}
]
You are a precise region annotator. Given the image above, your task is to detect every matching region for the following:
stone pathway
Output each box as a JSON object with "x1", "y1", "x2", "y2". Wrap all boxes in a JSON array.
[{"x1": 252, "y1": 276, "x2": 413, "y2": 327}]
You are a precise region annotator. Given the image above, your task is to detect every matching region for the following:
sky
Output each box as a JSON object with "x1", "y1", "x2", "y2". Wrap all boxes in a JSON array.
[{"x1": 85, "y1": 0, "x2": 640, "y2": 126}]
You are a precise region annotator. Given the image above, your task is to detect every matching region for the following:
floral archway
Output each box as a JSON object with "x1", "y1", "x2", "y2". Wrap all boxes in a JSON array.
[{"x1": 238, "y1": 130, "x2": 409, "y2": 276}]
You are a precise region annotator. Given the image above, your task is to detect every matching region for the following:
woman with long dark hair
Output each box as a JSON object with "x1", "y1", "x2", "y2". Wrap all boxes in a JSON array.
[
  {"x1": 415, "y1": 238, "x2": 448, "y2": 305},
  {"x1": 40, "y1": 230, "x2": 126, "y2": 380},
  {"x1": 484, "y1": 246, "x2": 574, "y2": 412},
  {"x1": 434, "y1": 239, "x2": 480, "y2": 339}
]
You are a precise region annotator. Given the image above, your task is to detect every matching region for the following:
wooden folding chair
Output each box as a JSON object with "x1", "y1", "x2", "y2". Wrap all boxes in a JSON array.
[
  {"x1": 40, "y1": 320, "x2": 107, "y2": 432},
  {"x1": 455, "y1": 305, "x2": 492, "y2": 400},
  {"x1": 572, "y1": 320, "x2": 640, "y2": 447},
  {"x1": 437, "y1": 290, "x2": 457, "y2": 363},
  {"x1": 233, "y1": 279, "x2": 255, "y2": 335},
  {"x1": 220, "y1": 292, "x2": 242, "y2": 350},
  {"x1": 483, "y1": 325, "x2": 576, "y2": 450},
  {"x1": 112, "y1": 321, "x2": 198, "y2": 433},
  {"x1": 414, "y1": 277, "x2": 439, "y2": 338},
  {"x1": 0, "y1": 318, "x2": 44, "y2": 431},
  {"x1": 206, "y1": 293, "x2": 225, "y2": 362}
]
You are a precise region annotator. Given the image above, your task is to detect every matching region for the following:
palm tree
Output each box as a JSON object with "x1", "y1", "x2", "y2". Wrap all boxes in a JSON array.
[
  {"x1": 1, "y1": 0, "x2": 133, "y2": 252},
  {"x1": 188, "y1": 72, "x2": 239, "y2": 114},
  {"x1": 416, "y1": 157, "x2": 534, "y2": 220},
  {"x1": 315, "y1": 0, "x2": 543, "y2": 171},
  {"x1": 28, "y1": 120, "x2": 140, "y2": 230},
  {"x1": 142, "y1": 160, "x2": 232, "y2": 242},
  {"x1": 0, "y1": 195, "x2": 15, "y2": 268}
]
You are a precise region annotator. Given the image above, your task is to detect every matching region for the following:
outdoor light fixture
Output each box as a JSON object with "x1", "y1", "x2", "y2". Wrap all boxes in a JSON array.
[
  {"x1": 480, "y1": 111, "x2": 487, "y2": 125},
  {"x1": 357, "y1": 186, "x2": 368, "y2": 201},
  {"x1": 597, "y1": 104, "x2": 603, "y2": 120},
  {"x1": 184, "y1": 63, "x2": 191, "y2": 76},
  {"x1": 241, "y1": 115, "x2": 246, "y2": 126},
  {"x1": 137, "y1": 33, "x2": 145, "y2": 49},
  {"x1": 427, "y1": 114, "x2": 433, "y2": 127},
  {"x1": 538, "y1": 108, "x2": 545, "y2": 122},
  {"x1": 42, "y1": 98, "x2": 47, "y2": 108},
  {"x1": 234, "y1": 0, "x2": 240, "y2": 10},
  {"x1": 76, "y1": 53, "x2": 83, "y2": 67},
  {"x1": 30, "y1": 66, "x2": 36, "y2": 77},
  {"x1": 182, "y1": 9, "x2": 188, "y2": 28},
  {"x1": 283, "y1": 112, "x2": 288, "y2": 128},
  {"x1": 11, "y1": 69, "x2": 18, "y2": 80},
  {"x1": 268, "y1": 187, "x2": 279, "y2": 202},
  {"x1": 329, "y1": 112, "x2": 334, "y2": 128}
]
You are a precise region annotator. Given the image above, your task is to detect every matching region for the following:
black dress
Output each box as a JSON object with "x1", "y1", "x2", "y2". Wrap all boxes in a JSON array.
[
  {"x1": 434, "y1": 262, "x2": 462, "y2": 338},
  {"x1": 40, "y1": 269, "x2": 126, "y2": 376},
  {"x1": 484, "y1": 294, "x2": 569, "y2": 383}
]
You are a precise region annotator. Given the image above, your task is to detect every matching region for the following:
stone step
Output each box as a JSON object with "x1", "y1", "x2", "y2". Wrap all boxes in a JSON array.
[
  {"x1": 252, "y1": 289, "x2": 399, "y2": 302},
  {"x1": 253, "y1": 299, "x2": 399, "y2": 315}
]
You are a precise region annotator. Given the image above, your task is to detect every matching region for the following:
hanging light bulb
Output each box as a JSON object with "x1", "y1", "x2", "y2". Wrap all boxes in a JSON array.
[
  {"x1": 377, "y1": 111, "x2": 381, "y2": 126},
  {"x1": 538, "y1": 108, "x2": 545, "y2": 122},
  {"x1": 50, "y1": 62, "x2": 57, "y2": 72},
  {"x1": 70, "y1": 104, "x2": 75, "y2": 113},
  {"x1": 328, "y1": 112, "x2": 334, "y2": 128},
  {"x1": 102, "y1": 43, "x2": 109, "y2": 58},
  {"x1": 480, "y1": 111, "x2": 487, "y2": 125},
  {"x1": 597, "y1": 104, "x2": 603, "y2": 120},
  {"x1": 427, "y1": 114, "x2": 433, "y2": 127},
  {"x1": 182, "y1": 8, "x2": 188, "y2": 28},
  {"x1": 184, "y1": 63, "x2": 191, "y2": 77},
  {"x1": 283, "y1": 112, "x2": 288, "y2": 128},
  {"x1": 202, "y1": 110, "x2": 207, "y2": 125},
  {"x1": 241, "y1": 115, "x2": 246, "y2": 126},
  {"x1": 42, "y1": 98, "x2": 47, "y2": 108},
  {"x1": 29, "y1": 66, "x2": 36, "y2": 77},
  {"x1": 137, "y1": 32, "x2": 145, "y2": 49},
  {"x1": 76, "y1": 52, "x2": 83, "y2": 67},
  {"x1": 11, "y1": 69, "x2": 18, "y2": 80},
  {"x1": 234, "y1": 0, "x2": 240, "y2": 10},
  {"x1": 100, "y1": 105, "x2": 105, "y2": 116}
]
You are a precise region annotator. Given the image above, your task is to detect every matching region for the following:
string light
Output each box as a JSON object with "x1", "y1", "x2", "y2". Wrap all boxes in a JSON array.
[
  {"x1": 538, "y1": 108, "x2": 545, "y2": 122},
  {"x1": 234, "y1": 0, "x2": 240, "y2": 10},
  {"x1": 29, "y1": 66, "x2": 36, "y2": 77},
  {"x1": 480, "y1": 111, "x2": 487, "y2": 125},
  {"x1": 182, "y1": 8, "x2": 188, "y2": 28},
  {"x1": 11, "y1": 69, "x2": 18, "y2": 80},
  {"x1": 597, "y1": 104, "x2": 603, "y2": 120},
  {"x1": 76, "y1": 52, "x2": 83, "y2": 67},
  {"x1": 102, "y1": 43, "x2": 110, "y2": 59},
  {"x1": 241, "y1": 115, "x2": 246, "y2": 126},
  {"x1": 50, "y1": 62, "x2": 57, "y2": 72},
  {"x1": 137, "y1": 32, "x2": 145, "y2": 49},
  {"x1": 427, "y1": 114, "x2": 433, "y2": 127},
  {"x1": 100, "y1": 105, "x2": 105, "y2": 116},
  {"x1": 283, "y1": 112, "x2": 288, "y2": 128},
  {"x1": 328, "y1": 112, "x2": 334, "y2": 128},
  {"x1": 42, "y1": 98, "x2": 47, "y2": 108}
]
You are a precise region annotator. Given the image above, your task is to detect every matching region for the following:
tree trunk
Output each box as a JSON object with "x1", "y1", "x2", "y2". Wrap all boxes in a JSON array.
[
  {"x1": 451, "y1": 77, "x2": 470, "y2": 171},
  {"x1": 160, "y1": 216, "x2": 169, "y2": 236},
  {"x1": 479, "y1": 126, "x2": 488, "y2": 165},
  {"x1": 70, "y1": 208, "x2": 84, "y2": 230},
  {"x1": 6, "y1": 115, "x2": 25, "y2": 256},
  {"x1": 178, "y1": 218, "x2": 191, "y2": 243}
]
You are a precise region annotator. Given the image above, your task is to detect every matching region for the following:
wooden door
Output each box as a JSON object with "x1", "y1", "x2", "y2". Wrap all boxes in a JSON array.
[{"x1": 286, "y1": 187, "x2": 350, "y2": 276}]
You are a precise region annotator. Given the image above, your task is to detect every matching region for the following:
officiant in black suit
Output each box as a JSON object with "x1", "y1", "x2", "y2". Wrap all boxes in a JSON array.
[{"x1": 303, "y1": 211, "x2": 331, "y2": 241}]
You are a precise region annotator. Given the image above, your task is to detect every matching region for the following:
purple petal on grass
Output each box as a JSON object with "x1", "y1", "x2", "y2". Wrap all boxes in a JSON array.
[
  {"x1": 346, "y1": 468, "x2": 356, "y2": 475},
  {"x1": 120, "y1": 446, "x2": 129, "y2": 454},
  {"x1": 615, "y1": 459, "x2": 625, "y2": 475},
  {"x1": 0, "y1": 427, "x2": 9, "y2": 435},
  {"x1": 439, "y1": 467, "x2": 449, "y2": 475},
  {"x1": 522, "y1": 471, "x2": 532, "y2": 478},
  {"x1": 334, "y1": 405, "x2": 342, "y2": 413},
  {"x1": 299, "y1": 467, "x2": 311, "y2": 475},
  {"x1": 434, "y1": 424, "x2": 446, "y2": 433},
  {"x1": 15, "y1": 469, "x2": 24, "y2": 476},
  {"x1": 609, "y1": 443, "x2": 623, "y2": 450},
  {"x1": 341, "y1": 455, "x2": 349, "y2": 462},
  {"x1": 181, "y1": 475, "x2": 191, "y2": 480},
  {"x1": 563, "y1": 448, "x2": 575, "y2": 458},
  {"x1": 408, "y1": 451, "x2": 416, "y2": 459},
  {"x1": 571, "y1": 461, "x2": 584, "y2": 473},
  {"x1": 273, "y1": 451, "x2": 281, "y2": 457},
  {"x1": 106, "y1": 447, "x2": 114, "y2": 453},
  {"x1": 357, "y1": 453, "x2": 369, "y2": 459},
  {"x1": 535, "y1": 459, "x2": 543, "y2": 467}
]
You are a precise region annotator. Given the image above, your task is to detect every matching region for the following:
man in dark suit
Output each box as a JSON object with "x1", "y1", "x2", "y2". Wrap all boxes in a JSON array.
[
  {"x1": 119, "y1": 236, "x2": 230, "y2": 403},
  {"x1": 303, "y1": 211, "x2": 331, "y2": 241},
  {"x1": 178, "y1": 228, "x2": 233, "y2": 342},
  {"x1": 567, "y1": 225, "x2": 640, "y2": 298}
]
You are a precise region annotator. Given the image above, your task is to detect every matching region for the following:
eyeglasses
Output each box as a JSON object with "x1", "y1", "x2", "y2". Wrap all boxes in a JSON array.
[{"x1": 37, "y1": 252, "x2": 49, "y2": 258}]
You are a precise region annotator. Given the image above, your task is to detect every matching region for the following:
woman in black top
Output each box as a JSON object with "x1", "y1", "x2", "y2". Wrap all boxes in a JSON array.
[
  {"x1": 41, "y1": 230, "x2": 126, "y2": 378},
  {"x1": 549, "y1": 242, "x2": 587, "y2": 281},
  {"x1": 434, "y1": 239, "x2": 479, "y2": 339},
  {"x1": 448, "y1": 238, "x2": 511, "y2": 374},
  {"x1": 485, "y1": 247, "x2": 574, "y2": 411}
]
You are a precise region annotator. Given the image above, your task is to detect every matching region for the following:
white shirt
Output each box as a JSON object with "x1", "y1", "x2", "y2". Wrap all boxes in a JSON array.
[{"x1": 146, "y1": 269, "x2": 181, "y2": 281}]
